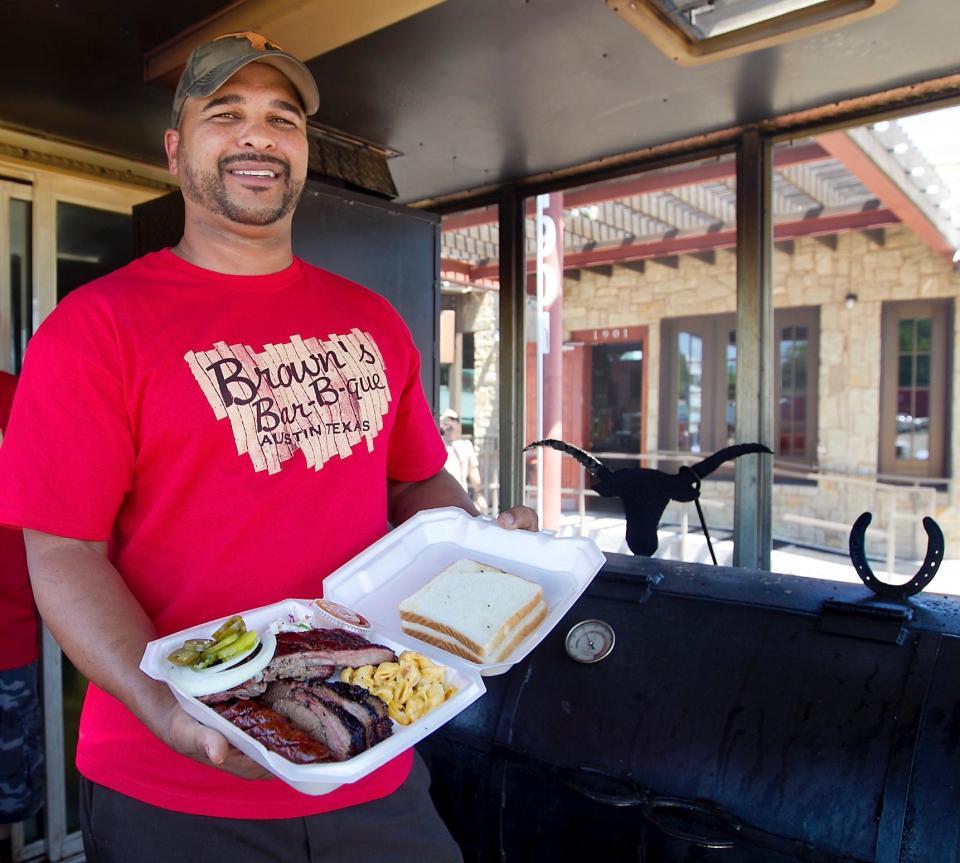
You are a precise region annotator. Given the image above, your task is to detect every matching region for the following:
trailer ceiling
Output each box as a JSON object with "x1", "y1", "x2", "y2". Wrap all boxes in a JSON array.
[{"x1": 3, "y1": 0, "x2": 959, "y2": 204}]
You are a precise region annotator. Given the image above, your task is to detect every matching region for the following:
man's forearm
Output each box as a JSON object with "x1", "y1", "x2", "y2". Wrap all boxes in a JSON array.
[
  {"x1": 23, "y1": 530, "x2": 275, "y2": 779},
  {"x1": 23, "y1": 531, "x2": 178, "y2": 738},
  {"x1": 387, "y1": 468, "x2": 477, "y2": 526}
]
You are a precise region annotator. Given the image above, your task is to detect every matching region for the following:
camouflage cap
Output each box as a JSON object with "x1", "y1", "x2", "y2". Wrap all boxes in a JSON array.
[{"x1": 171, "y1": 32, "x2": 320, "y2": 127}]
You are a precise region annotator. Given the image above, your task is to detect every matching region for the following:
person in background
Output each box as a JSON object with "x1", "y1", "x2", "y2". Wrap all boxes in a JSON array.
[
  {"x1": 0, "y1": 370, "x2": 43, "y2": 838},
  {"x1": 440, "y1": 409, "x2": 488, "y2": 512},
  {"x1": 0, "y1": 32, "x2": 536, "y2": 863}
]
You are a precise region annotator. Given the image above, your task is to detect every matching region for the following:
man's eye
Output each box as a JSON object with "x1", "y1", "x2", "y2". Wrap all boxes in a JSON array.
[
  {"x1": 213, "y1": 112, "x2": 238, "y2": 120},
  {"x1": 271, "y1": 117, "x2": 296, "y2": 126}
]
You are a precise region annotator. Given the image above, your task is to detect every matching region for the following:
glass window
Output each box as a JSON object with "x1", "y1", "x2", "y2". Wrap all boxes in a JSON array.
[
  {"x1": 677, "y1": 330, "x2": 704, "y2": 453},
  {"x1": 520, "y1": 152, "x2": 740, "y2": 550},
  {"x1": 880, "y1": 301, "x2": 949, "y2": 477},
  {"x1": 768, "y1": 104, "x2": 957, "y2": 585},
  {"x1": 724, "y1": 330, "x2": 737, "y2": 446},
  {"x1": 894, "y1": 318, "x2": 931, "y2": 461},
  {"x1": 777, "y1": 320, "x2": 812, "y2": 458},
  {"x1": 56, "y1": 202, "x2": 132, "y2": 302}
]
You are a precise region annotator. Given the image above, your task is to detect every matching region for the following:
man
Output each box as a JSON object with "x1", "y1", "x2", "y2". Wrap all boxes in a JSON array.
[
  {"x1": 0, "y1": 371, "x2": 43, "y2": 833},
  {"x1": 440, "y1": 409, "x2": 487, "y2": 512},
  {"x1": 0, "y1": 33, "x2": 536, "y2": 863}
]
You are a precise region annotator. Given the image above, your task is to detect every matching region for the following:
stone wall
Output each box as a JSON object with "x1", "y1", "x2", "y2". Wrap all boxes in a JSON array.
[{"x1": 468, "y1": 225, "x2": 960, "y2": 560}]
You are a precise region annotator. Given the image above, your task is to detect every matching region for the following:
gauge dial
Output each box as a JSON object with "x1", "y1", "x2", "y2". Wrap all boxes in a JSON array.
[{"x1": 564, "y1": 619, "x2": 615, "y2": 663}]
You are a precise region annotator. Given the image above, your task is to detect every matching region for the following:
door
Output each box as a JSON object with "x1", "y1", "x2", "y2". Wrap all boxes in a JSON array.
[
  {"x1": 660, "y1": 314, "x2": 735, "y2": 453},
  {"x1": 569, "y1": 326, "x2": 649, "y2": 475}
]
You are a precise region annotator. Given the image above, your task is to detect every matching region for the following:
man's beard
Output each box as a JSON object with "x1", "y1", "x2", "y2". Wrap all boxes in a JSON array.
[{"x1": 179, "y1": 151, "x2": 304, "y2": 226}]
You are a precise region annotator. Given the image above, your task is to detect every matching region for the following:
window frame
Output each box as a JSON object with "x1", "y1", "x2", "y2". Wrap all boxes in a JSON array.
[{"x1": 878, "y1": 298, "x2": 953, "y2": 480}]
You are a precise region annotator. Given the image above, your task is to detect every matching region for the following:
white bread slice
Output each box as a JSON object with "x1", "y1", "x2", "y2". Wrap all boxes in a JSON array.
[
  {"x1": 402, "y1": 598, "x2": 547, "y2": 664},
  {"x1": 398, "y1": 560, "x2": 545, "y2": 661}
]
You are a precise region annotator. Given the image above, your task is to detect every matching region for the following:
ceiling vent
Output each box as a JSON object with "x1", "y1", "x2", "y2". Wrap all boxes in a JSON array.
[{"x1": 607, "y1": 0, "x2": 899, "y2": 64}]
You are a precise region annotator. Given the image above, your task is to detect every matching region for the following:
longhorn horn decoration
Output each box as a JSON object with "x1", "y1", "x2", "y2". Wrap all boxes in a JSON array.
[
  {"x1": 688, "y1": 442, "x2": 773, "y2": 481},
  {"x1": 524, "y1": 439, "x2": 614, "y2": 481}
]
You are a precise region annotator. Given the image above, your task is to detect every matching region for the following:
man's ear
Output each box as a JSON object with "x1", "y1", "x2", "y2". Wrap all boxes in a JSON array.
[{"x1": 164, "y1": 129, "x2": 180, "y2": 176}]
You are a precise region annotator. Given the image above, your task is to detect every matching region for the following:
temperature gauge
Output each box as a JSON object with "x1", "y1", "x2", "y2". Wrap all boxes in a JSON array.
[{"x1": 564, "y1": 619, "x2": 615, "y2": 664}]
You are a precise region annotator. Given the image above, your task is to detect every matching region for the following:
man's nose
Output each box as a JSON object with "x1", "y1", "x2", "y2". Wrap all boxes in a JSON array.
[{"x1": 238, "y1": 119, "x2": 276, "y2": 150}]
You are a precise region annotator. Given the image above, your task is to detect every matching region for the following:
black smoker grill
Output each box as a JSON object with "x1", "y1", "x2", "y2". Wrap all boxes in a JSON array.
[{"x1": 417, "y1": 554, "x2": 960, "y2": 862}]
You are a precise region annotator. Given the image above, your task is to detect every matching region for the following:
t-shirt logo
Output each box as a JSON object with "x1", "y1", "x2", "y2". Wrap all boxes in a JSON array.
[{"x1": 185, "y1": 330, "x2": 391, "y2": 474}]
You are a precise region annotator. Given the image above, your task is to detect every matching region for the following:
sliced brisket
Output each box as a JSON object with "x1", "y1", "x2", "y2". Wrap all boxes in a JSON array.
[
  {"x1": 320, "y1": 681, "x2": 394, "y2": 747},
  {"x1": 263, "y1": 681, "x2": 369, "y2": 761},
  {"x1": 199, "y1": 677, "x2": 269, "y2": 705},
  {"x1": 261, "y1": 657, "x2": 336, "y2": 683},
  {"x1": 270, "y1": 628, "x2": 397, "y2": 669},
  {"x1": 211, "y1": 629, "x2": 399, "y2": 762},
  {"x1": 212, "y1": 700, "x2": 333, "y2": 764}
]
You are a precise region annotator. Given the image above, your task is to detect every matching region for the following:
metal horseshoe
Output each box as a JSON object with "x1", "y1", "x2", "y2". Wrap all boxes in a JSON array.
[{"x1": 848, "y1": 511, "x2": 945, "y2": 599}]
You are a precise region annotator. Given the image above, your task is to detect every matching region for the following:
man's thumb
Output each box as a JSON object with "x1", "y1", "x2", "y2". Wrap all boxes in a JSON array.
[{"x1": 200, "y1": 730, "x2": 227, "y2": 765}]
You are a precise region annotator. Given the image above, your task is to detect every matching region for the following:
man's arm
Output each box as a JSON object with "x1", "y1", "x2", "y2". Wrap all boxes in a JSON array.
[
  {"x1": 23, "y1": 530, "x2": 271, "y2": 780},
  {"x1": 387, "y1": 468, "x2": 538, "y2": 531}
]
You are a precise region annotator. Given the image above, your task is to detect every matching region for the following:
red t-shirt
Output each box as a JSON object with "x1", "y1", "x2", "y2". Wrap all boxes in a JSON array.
[
  {"x1": 0, "y1": 371, "x2": 38, "y2": 670},
  {"x1": 0, "y1": 249, "x2": 447, "y2": 818}
]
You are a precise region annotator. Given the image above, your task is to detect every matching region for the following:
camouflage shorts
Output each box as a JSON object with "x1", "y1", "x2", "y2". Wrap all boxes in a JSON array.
[{"x1": 0, "y1": 662, "x2": 43, "y2": 823}]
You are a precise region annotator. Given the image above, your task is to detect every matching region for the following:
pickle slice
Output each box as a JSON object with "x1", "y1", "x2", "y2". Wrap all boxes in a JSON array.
[
  {"x1": 166, "y1": 614, "x2": 254, "y2": 672},
  {"x1": 211, "y1": 615, "x2": 245, "y2": 642},
  {"x1": 216, "y1": 630, "x2": 258, "y2": 660},
  {"x1": 167, "y1": 648, "x2": 199, "y2": 666},
  {"x1": 183, "y1": 639, "x2": 215, "y2": 652},
  {"x1": 201, "y1": 632, "x2": 240, "y2": 657}
]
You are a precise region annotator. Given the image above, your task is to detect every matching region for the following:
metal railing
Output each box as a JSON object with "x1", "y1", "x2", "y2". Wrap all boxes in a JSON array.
[
  {"x1": 472, "y1": 440, "x2": 950, "y2": 570},
  {"x1": 773, "y1": 465, "x2": 940, "y2": 574},
  {"x1": 473, "y1": 434, "x2": 501, "y2": 515}
]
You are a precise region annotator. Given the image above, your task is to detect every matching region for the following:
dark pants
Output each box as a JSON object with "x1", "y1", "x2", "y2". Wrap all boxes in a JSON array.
[{"x1": 80, "y1": 752, "x2": 462, "y2": 863}]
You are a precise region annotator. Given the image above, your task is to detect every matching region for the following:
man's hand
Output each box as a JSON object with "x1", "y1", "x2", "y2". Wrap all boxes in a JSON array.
[
  {"x1": 496, "y1": 505, "x2": 539, "y2": 532},
  {"x1": 24, "y1": 531, "x2": 275, "y2": 781},
  {"x1": 162, "y1": 702, "x2": 273, "y2": 780}
]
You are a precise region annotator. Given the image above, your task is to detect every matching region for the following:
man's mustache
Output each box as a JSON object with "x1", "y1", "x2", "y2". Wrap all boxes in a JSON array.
[{"x1": 219, "y1": 153, "x2": 290, "y2": 174}]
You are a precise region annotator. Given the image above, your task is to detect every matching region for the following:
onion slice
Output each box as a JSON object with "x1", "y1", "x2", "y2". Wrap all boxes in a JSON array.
[{"x1": 168, "y1": 629, "x2": 277, "y2": 697}]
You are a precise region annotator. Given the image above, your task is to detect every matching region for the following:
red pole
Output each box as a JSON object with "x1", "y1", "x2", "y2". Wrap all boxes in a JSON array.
[{"x1": 541, "y1": 193, "x2": 564, "y2": 530}]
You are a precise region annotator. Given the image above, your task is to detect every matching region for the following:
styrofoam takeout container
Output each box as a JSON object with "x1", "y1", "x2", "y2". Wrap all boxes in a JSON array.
[
  {"x1": 140, "y1": 598, "x2": 486, "y2": 796},
  {"x1": 323, "y1": 506, "x2": 606, "y2": 675}
]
